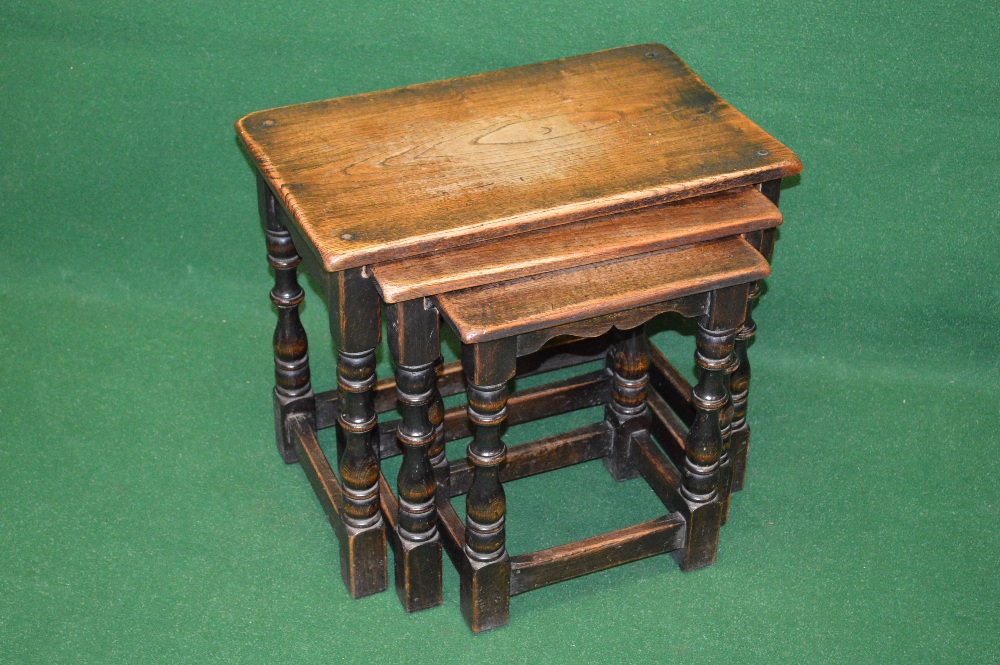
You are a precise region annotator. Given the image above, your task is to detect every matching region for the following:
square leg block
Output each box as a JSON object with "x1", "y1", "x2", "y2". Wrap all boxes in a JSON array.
[
  {"x1": 460, "y1": 555, "x2": 511, "y2": 634},
  {"x1": 339, "y1": 522, "x2": 388, "y2": 599},
  {"x1": 391, "y1": 533, "x2": 443, "y2": 612}
]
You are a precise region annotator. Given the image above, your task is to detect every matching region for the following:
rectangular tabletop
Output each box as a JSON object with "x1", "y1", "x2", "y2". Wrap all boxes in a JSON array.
[
  {"x1": 237, "y1": 44, "x2": 801, "y2": 272},
  {"x1": 435, "y1": 236, "x2": 770, "y2": 344},
  {"x1": 373, "y1": 187, "x2": 780, "y2": 303}
]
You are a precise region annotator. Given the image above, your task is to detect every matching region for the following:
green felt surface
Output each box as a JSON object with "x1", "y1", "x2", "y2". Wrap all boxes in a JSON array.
[{"x1": 2, "y1": 1, "x2": 998, "y2": 662}]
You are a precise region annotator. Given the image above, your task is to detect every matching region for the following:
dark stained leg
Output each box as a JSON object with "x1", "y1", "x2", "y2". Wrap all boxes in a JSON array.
[
  {"x1": 729, "y1": 313, "x2": 754, "y2": 493},
  {"x1": 676, "y1": 284, "x2": 747, "y2": 571},
  {"x1": 603, "y1": 326, "x2": 651, "y2": 481},
  {"x1": 460, "y1": 338, "x2": 517, "y2": 633},
  {"x1": 330, "y1": 267, "x2": 387, "y2": 598},
  {"x1": 259, "y1": 175, "x2": 314, "y2": 464},
  {"x1": 731, "y1": 178, "x2": 782, "y2": 492},
  {"x1": 386, "y1": 298, "x2": 443, "y2": 611},
  {"x1": 427, "y1": 357, "x2": 449, "y2": 484},
  {"x1": 718, "y1": 359, "x2": 736, "y2": 525}
]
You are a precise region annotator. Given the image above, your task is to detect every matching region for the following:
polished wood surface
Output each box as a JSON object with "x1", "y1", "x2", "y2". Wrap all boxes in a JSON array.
[
  {"x1": 373, "y1": 187, "x2": 780, "y2": 302},
  {"x1": 509, "y1": 513, "x2": 686, "y2": 596},
  {"x1": 237, "y1": 44, "x2": 801, "y2": 271},
  {"x1": 435, "y1": 237, "x2": 769, "y2": 343}
]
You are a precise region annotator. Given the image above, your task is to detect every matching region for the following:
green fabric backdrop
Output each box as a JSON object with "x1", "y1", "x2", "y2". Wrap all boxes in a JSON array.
[{"x1": 2, "y1": 1, "x2": 997, "y2": 662}]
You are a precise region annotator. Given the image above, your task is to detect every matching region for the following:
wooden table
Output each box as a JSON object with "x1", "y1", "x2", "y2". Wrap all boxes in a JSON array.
[
  {"x1": 236, "y1": 43, "x2": 801, "y2": 608},
  {"x1": 377, "y1": 233, "x2": 771, "y2": 631}
]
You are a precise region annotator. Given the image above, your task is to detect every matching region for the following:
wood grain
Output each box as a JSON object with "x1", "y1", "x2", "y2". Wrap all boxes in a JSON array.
[
  {"x1": 237, "y1": 44, "x2": 802, "y2": 271},
  {"x1": 373, "y1": 187, "x2": 780, "y2": 302},
  {"x1": 435, "y1": 237, "x2": 769, "y2": 343},
  {"x1": 508, "y1": 513, "x2": 685, "y2": 596}
]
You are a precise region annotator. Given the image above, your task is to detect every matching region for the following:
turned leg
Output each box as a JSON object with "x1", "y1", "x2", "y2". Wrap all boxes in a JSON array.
[
  {"x1": 461, "y1": 338, "x2": 517, "y2": 633},
  {"x1": 386, "y1": 299, "x2": 443, "y2": 612},
  {"x1": 731, "y1": 178, "x2": 782, "y2": 492},
  {"x1": 603, "y1": 326, "x2": 651, "y2": 481},
  {"x1": 427, "y1": 357, "x2": 449, "y2": 484},
  {"x1": 259, "y1": 175, "x2": 314, "y2": 464},
  {"x1": 718, "y1": 358, "x2": 736, "y2": 525},
  {"x1": 330, "y1": 267, "x2": 387, "y2": 597},
  {"x1": 676, "y1": 285, "x2": 747, "y2": 571},
  {"x1": 729, "y1": 311, "x2": 754, "y2": 493}
]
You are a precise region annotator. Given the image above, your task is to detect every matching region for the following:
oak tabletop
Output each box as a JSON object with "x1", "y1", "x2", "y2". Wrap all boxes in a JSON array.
[
  {"x1": 237, "y1": 44, "x2": 801, "y2": 272},
  {"x1": 373, "y1": 187, "x2": 780, "y2": 303},
  {"x1": 434, "y1": 236, "x2": 770, "y2": 343}
]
